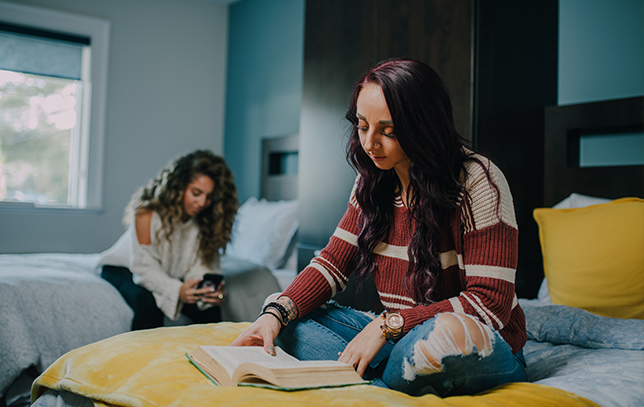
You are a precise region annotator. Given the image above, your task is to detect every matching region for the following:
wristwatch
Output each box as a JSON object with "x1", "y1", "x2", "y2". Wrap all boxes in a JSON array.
[{"x1": 380, "y1": 312, "x2": 404, "y2": 340}]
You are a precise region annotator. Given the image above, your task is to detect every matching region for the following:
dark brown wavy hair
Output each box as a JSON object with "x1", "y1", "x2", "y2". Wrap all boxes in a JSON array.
[
  {"x1": 346, "y1": 58, "x2": 493, "y2": 303},
  {"x1": 124, "y1": 150, "x2": 238, "y2": 267}
]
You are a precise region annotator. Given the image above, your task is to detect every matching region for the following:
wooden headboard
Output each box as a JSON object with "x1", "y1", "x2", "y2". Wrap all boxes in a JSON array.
[
  {"x1": 543, "y1": 96, "x2": 644, "y2": 205},
  {"x1": 260, "y1": 134, "x2": 299, "y2": 201}
]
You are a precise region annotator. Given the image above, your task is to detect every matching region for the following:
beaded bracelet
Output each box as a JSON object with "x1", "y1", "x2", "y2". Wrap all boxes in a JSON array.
[{"x1": 262, "y1": 302, "x2": 290, "y2": 327}]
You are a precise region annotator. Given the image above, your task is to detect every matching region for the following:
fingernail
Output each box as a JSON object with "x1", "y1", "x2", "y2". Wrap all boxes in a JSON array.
[{"x1": 267, "y1": 346, "x2": 275, "y2": 356}]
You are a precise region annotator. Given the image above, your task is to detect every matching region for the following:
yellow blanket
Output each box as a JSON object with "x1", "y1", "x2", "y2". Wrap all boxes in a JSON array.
[{"x1": 32, "y1": 323, "x2": 600, "y2": 407}]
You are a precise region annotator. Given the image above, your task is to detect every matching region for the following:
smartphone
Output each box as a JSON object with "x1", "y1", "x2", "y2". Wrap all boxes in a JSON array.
[{"x1": 197, "y1": 273, "x2": 224, "y2": 290}]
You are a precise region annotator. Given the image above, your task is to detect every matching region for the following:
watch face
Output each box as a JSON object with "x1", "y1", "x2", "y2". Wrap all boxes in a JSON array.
[{"x1": 386, "y1": 313, "x2": 404, "y2": 329}]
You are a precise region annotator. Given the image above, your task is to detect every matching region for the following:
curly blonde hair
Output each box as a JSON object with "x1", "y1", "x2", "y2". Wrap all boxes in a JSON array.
[{"x1": 124, "y1": 150, "x2": 238, "y2": 267}]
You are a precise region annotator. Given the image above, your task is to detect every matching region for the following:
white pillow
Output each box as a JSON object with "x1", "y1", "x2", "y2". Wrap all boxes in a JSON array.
[
  {"x1": 552, "y1": 192, "x2": 611, "y2": 209},
  {"x1": 226, "y1": 197, "x2": 299, "y2": 269},
  {"x1": 536, "y1": 193, "x2": 612, "y2": 302},
  {"x1": 536, "y1": 278, "x2": 551, "y2": 302}
]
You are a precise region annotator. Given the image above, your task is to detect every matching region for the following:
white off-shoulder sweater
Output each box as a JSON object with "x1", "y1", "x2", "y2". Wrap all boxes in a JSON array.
[{"x1": 97, "y1": 211, "x2": 220, "y2": 320}]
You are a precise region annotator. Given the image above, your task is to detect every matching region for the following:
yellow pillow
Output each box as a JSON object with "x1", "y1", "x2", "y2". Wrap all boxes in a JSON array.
[{"x1": 533, "y1": 198, "x2": 644, "y2": 320}]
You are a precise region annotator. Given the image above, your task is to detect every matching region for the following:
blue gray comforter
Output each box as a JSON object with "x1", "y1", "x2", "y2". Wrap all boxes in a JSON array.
[{"x1": 521, "y1": 299, "x2": 644, "y2": 407}]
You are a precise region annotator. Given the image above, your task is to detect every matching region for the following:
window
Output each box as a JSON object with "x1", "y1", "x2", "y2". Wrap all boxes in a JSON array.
[{"x1": 0, "y1": 1, "x2": 109, "y2": 211}]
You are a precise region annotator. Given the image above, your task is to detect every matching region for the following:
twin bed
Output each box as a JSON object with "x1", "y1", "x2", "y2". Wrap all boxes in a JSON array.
[{"x1": 1, "y1": 99, "x2": 643, "y2": 407}]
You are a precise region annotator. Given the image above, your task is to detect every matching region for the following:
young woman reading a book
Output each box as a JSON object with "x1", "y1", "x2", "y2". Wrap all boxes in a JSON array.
[
  {"x1": 99, "y1": 150, "x2": 238, "y2": 330},
  {"x1": 231, "y1": 58, "x2": 528, "y2": 397}
]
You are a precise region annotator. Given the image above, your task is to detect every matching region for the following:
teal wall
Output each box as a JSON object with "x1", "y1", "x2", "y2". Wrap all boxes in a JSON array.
[
  {"x1": 224, "y1": 0, "x2": 305, "y2": 202},
  {"x1": 559, "y1": 0, "x2": 644, "y2": 105}
]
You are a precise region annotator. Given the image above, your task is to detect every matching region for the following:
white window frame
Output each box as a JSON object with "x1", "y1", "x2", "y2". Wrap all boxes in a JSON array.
[{"x1": 0, "y1": 1, "x2": 109, "y2": 213}]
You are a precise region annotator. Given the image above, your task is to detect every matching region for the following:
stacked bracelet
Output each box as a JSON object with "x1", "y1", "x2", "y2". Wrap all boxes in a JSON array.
[{"x1": 261, "y1": 302, "x2": 289, "y2": 328}]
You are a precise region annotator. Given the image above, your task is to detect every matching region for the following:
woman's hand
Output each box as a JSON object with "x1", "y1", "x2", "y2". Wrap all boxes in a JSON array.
[
  {"x1": 198, "y1": 281, "x2": 226, "y2": 305},
  {"x1": 229, "y1": 312, "x2": 282, "y2": 356},
  {"x1": 179, "y1": 278, "x2": 201, "y2": 303},
  {"x1": 337, "y1": 315, "x2": 388, "y2": 377},
  {"x1": 180, "y1": 279, "x2": 226, "y2": 305}
]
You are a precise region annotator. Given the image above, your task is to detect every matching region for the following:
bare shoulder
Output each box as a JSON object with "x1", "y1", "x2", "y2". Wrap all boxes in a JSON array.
[{"x1": 134, "y1": 208, "x2": 153, "y2": 245}]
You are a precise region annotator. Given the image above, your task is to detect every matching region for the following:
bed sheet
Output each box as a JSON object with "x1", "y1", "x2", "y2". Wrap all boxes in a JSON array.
[{"x1": 0, "y1": 253, "x2": 134, "y2": 402}]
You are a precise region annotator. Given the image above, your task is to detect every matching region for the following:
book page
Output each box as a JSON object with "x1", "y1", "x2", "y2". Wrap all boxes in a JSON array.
[
  {"x1": 252, "y1": 360, "x2": 351, "y2": 370},
  {"x1": 199, "y1": 346, "x2": 297, "y2": 376}
]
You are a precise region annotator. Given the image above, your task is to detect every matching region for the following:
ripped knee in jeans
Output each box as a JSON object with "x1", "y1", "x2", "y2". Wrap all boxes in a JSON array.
[{"x1": 403, "y1": 313, "x2": 493, "y2": 380}]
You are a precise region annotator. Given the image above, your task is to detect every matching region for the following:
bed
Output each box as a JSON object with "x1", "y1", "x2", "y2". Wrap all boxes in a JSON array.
[
  {"x1": 0, "y1": 223, "x2": 296, "y2": 406},
  {"x1": 10, "y1": 99, "x2": 644, "y2": 406}
]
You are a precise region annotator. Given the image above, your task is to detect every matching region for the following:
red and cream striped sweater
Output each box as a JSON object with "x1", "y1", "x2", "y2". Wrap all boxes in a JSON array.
[{"x1": 282, "y1": 155, "x2": 527, "y2": 353}]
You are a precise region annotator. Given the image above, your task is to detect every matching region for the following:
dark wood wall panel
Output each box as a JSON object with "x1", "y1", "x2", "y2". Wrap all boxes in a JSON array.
[
  {"x1": 375, "y1": 0, "x2": 473, "y2": 139},
  {"x1": 474, "y1": 0, "x2": 558, "y2": 298}
]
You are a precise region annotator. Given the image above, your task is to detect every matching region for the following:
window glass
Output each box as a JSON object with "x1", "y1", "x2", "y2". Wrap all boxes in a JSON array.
[{"x1": 0, "y1": 70, "x2": 81, "y2": 205}]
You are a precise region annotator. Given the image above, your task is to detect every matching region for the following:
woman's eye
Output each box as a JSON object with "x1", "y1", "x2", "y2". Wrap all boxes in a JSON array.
[{"x1": 382, "y1": 131, "x2": 396, "y2": 138}]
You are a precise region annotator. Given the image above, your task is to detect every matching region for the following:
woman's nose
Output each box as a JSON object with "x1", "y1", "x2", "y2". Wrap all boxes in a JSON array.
[{"x1": 363, "y1": 130, "x2": 378, "y2": 150}]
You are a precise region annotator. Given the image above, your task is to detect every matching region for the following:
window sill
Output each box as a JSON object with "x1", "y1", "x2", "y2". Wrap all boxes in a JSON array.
[{"x1": 0, "y1": 202, "x2": 104, "y2": 216}]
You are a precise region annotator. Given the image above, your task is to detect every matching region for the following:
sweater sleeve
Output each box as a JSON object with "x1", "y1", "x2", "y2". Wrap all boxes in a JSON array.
[
  {"x1": 398, "y1": 159, "x2": 520, "y2": 337},
  {"x1": 281, "y1": 181, "x2": 361, "y2": 317},
  {"x1": 94, "y1": 222, "x2": 183, "y2": 313},
  {"x1": 129, "y1": 223, "x2": 184, "y2": 320}
]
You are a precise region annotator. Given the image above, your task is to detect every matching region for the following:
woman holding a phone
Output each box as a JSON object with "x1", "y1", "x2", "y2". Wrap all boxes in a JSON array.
[{"x1": 98, "y1": 150, "x2": 238, "y2": 330}]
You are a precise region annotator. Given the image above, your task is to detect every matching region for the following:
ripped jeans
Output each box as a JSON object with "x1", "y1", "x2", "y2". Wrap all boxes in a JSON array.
[{"x1": 274, "y1": 301, "x2": 527, "y2": 397}]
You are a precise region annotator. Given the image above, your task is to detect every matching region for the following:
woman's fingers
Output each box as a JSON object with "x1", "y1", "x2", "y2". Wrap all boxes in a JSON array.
[
  {"x1": 337, "y1": 318, "x2": 388, "y2": 377},
  {"x1": 264, "y1": 339, "x2": 277, "y2": 356},
  {"x1": 356, "y1": 358, "x2": 369, "y2": 377},
  {"x1": 229, "y1": 313, "x2": 281, "y2": 353},
  {"x1": 180, "y1": 279, "x2": 202, "y2": 303},
  {"x1": 337, "y1": 350, "x2": 367, "y2": 376},
  {"x1": 196, "y1": 281, "x2": 226, "y2": 303}
]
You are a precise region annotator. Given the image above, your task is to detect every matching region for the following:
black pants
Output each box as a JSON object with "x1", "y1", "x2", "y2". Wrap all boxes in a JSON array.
[{"x1": 101, "y1": 265, "x2": 221, "y2": 330}]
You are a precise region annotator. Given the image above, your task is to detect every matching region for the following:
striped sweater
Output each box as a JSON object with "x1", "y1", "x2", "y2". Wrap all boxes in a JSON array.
[{"x1": 282, "y1": 155, "x2": 527, "y2": 353}]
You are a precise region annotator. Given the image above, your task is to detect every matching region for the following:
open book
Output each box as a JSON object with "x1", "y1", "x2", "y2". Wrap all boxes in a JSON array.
[{"x1": 187, "y1": 346, "x2": 368, "y2": 390}]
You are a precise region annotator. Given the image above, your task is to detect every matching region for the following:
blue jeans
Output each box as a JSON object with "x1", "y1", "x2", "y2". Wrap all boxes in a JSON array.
[{"x1": 274, "y1": 301, "x2": 527, "y2": 397}]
